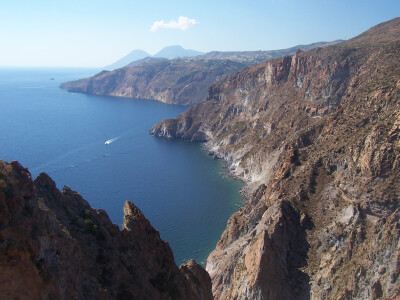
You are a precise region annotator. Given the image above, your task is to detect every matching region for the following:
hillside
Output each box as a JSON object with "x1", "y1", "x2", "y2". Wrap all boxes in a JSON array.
[
  {"x1": 151, "y1": 17, "x2": 400, "y2": 299},
  {"x1": 191, "y1": 40, "x2": 342, "y2": 64},
  {"x1": 61, "y1": 59, "x2": 247, "y2": 105},
  {"x1": 0, "y1": 161, "x2": 212, "y2": 299},
  {"x1": 60, "y1": 41, "x2": 339, "y2": 106}
]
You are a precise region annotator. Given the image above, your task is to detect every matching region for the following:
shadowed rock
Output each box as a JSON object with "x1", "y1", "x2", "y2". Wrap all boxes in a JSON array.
[{"x1": 0, "y1": 160, "x2": 212, "y2": 299}]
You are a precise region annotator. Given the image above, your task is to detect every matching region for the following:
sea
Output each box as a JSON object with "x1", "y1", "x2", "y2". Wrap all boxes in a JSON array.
[{"x1": 0, "y1": 68, "x2": 244, "y2": 265}]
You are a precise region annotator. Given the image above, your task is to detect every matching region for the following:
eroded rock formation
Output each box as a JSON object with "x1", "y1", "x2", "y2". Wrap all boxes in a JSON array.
[{"x1": 0, "y1": 161, "x2": 212, "y2": 300}]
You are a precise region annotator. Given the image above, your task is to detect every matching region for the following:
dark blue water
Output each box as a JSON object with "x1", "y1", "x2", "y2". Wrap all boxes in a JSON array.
[{"x1": 0, "y1": 68, "x2": 244, "y2": 265}]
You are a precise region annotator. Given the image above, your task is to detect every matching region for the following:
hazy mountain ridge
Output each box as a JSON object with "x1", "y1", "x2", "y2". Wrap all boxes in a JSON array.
[
  {"x1": 104, "y1": 49, "x2": 151, "y2": 70},
  {"x1": 190, "y1": 40, "x2": 343, "y2": 64},
  {"x1": 151, "y1": 17, "x2": 400, "y2": 299},
  {"x1": 104, "y1": 45, "x2": 203, "y2": 70},
  {"x1": 61, "y1": 41, "x2": 340, "y2": 106},
  {"x1": 153, "y1": 45, "x2": 204, "y2": 59}
]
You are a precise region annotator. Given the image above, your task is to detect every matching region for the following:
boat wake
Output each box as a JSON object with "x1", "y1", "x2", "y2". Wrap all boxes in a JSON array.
[{"x1": 105, "y1": 137, "x2": 118, "y2": 145}]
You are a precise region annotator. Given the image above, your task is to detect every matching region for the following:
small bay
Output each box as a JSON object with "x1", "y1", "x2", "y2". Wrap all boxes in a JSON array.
[{"x1": 0, "y1": 68, "x2": 244, "y2": 265}]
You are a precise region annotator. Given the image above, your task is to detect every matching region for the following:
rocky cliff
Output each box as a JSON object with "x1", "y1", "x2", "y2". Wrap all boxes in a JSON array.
[
  {"x1": 151, "y1": 18, "x2": 400, "y2": 299},
  {"x1": 0, "y1": 160, "x2": 213, "y2": 300},
  {"x1": 60, "y1": 59, "x2": 247, "y2": 105},
  {"x1": 60, "y1": 42, "x2": 339, "y2": 106}
]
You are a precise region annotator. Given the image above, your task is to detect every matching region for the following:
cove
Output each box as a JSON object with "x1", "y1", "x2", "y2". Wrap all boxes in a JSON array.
[{"x1": 0, "y1": 68, "x2": 244, "y2": 265}]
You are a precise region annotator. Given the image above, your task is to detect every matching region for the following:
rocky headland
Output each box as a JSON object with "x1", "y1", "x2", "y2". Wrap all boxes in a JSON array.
[
  {"x1": 151, "y1": 18, "x2": 400, "y2": 299},
  {"x1": 60, "y1": 42, "x2": 339, "y2": 106},
  {"x1": 4, "y1": 16, "x2": 400, "y2": 300},
  {"x1": 60, "y1": 59, "x2": 247, "y2": 106},
  {"x1": 0, "y1": 160, "x2": 212, "y2": 299}
]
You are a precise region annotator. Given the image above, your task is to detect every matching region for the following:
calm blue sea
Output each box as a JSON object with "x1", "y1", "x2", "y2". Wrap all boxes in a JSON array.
[{"x1": 0, "y1": 68, "x2": 244, "y2": 265}]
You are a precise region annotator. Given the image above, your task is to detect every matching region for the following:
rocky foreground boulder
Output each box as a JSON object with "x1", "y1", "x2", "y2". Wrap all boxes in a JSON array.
[
  {"x1": 0, "y1": 161, "x2": 212, "y2": 300},
  {"x1": 151, "y1": 18, "x2": 400, "y2": 299}
]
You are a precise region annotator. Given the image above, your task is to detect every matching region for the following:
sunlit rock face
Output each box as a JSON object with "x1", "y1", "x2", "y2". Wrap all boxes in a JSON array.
[
  {"x1": 60, "y1": 42, "x2": 340, "y2": 106},
  {"x1": 152, "y1": 18, "x2": 400, "y2": 300}
]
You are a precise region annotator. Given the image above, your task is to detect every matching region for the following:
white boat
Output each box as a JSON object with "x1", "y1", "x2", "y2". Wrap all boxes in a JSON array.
[{"x1": 105, "y1": 137, "x2": 116, "y2": 145}]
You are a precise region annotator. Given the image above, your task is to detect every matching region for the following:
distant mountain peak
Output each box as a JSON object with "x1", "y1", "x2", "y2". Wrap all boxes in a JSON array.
[
  {"x1": 104, "y1": 45, "x2": 203, "y2": 70},
  {"x1": 104, "y1": 49, "x2": 150, "y2": 70},
  {"x1": 153, "y1": 45, "x2": 204, "y2": 59}
]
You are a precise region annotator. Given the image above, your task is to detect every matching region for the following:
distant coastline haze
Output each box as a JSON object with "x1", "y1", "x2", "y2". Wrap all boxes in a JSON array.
[{"x1": 0, "y1": 0, "x2": 399, "y2": 67}]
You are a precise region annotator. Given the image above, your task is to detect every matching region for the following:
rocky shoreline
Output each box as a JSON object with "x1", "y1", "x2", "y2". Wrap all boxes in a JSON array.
[
  {"x1": 203, "y1": 144, "x2": 251, "y2": 194},
  {"x1": 151, "y1": 18, "x2": 400, "y2": 299},
  {"x1": 2, "y1": 17, "x2": 400, "y2": 300}
]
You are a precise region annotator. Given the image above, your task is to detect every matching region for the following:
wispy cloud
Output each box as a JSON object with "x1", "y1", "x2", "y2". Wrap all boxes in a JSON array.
[{"x1": 150, "y1": 16, "x2": 199, "y2": 32}]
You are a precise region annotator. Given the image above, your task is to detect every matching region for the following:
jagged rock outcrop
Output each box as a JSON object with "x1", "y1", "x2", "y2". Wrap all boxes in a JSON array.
[
  {"x1": 151, "y1": 18, "x2": 400, "y2": 299},
  {"x1": 180, "y1": 259, "x2": 214, "y2": 300},
  {"x1": 0, "y1": 160, "x2": 212, "y2": 299}
]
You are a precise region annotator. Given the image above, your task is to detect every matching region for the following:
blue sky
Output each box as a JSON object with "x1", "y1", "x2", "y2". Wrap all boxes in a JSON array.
[{"x1": 0, "y1": 0, "x2": 399, "y2": 67}]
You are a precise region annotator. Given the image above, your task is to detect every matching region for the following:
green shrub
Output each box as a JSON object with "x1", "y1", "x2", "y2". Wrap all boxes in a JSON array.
[{"x1": 84, "y1": 218, "x2": 94, "y2": 226}]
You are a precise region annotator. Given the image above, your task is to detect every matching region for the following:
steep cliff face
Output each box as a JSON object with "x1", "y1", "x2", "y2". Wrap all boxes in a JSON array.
[
  {"x1": 150, "y1": 41, "x2": 370, "y2": 184},
  {"x1": 60, "y1": 42, "x2": 340, "y2": 106},
  {"x1": 60, "y1": 59, "x2": 246, "y2": 105},
  {"x1": 151, "y1": 18, "x2": 400, "y2": 299},
  {"x1": 0, "y1": 161, "x2": 213, "y2": 300}
]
